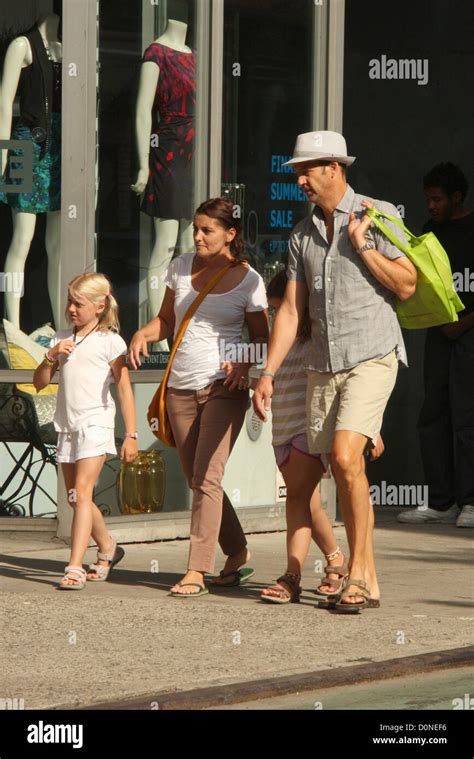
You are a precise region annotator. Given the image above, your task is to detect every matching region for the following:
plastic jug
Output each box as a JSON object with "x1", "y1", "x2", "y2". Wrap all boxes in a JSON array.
[{"x1": 118, "y1": 451, "x2": 165, "y2": 514}]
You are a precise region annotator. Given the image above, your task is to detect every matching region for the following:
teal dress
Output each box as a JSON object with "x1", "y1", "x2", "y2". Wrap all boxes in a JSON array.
[{"x1": 0, "y1": 59, "x2": 61, "y2": 214}]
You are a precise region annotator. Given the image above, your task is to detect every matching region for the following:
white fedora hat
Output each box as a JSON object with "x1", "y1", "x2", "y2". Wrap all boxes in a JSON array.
[{"x1": 283, "y1": 131, "x2": 356, "y2": 167}]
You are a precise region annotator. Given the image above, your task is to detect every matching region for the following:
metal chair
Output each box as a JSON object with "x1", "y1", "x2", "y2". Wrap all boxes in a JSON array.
[{"x1": 0, "y1": 384, "x2": 57, "y2": 517}]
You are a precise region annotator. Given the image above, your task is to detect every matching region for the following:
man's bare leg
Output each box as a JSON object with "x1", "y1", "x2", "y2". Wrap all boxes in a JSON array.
[
  {"x1": 365, "y1": 497, "x2": 380, "y2": 600},
  {"x1": 330, "y1": 430, "x2": 371, "y2": 605}
]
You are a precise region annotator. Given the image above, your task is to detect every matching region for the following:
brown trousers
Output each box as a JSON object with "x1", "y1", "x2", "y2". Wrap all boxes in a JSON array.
[{"x1": 166, "y1": 379, "x2": 249, "y2": 573}]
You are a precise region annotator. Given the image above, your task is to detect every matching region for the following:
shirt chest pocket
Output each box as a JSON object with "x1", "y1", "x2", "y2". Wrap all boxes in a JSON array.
[{"x1": 344, "y1": 252, "x2": 367, "y2": 283}]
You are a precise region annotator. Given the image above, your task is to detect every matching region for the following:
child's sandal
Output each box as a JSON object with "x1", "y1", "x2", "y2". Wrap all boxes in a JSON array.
[
  {"x1": 57, "y1": 565, "x2": 87, "y2": 590},
  {"x1": 261, "y1": 572, "x2": 301, "y2": 604},
  {"x1": 87, "y1": 538, "x2": 125, "y2": 582},
  {"x1": 314, "y1": 546, "x2": 348, "y2": 600}
]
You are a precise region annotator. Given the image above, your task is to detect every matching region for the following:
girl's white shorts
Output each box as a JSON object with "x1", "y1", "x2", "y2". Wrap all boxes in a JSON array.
[{"x1": 56, "y1": 426, "x2": 117, "y2": 464}]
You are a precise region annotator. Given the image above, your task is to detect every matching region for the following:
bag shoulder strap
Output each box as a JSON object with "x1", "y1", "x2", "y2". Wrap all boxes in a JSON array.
[
  {"x1": 162, "y1": 259, "x2": 243, "y2": 387},
  {"x1": 366, "y1": 207, "x2": 413, "y2": 255}
]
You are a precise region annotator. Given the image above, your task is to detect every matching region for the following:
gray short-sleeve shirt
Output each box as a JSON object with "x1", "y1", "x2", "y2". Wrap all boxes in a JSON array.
[{"x1": 287, "y1": 184, "x2": 408, "y2": 372}]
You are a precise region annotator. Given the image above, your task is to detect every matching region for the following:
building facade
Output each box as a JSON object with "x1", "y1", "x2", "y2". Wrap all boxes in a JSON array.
[{"x1": 0, "y1": 0, "x2": 472, "y2": 540}]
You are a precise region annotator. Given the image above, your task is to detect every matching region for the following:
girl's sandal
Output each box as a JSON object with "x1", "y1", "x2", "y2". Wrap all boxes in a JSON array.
[
  {"x1": 87, "y1": 538, "x2": 125, "y2": 582},
  {"x1": 57, "y1": 565, "x2": 87, "y2": 590},
  {"x1": 261, "y1": 572, "x2": 301, "y2": 604},
  {"x1": 333, "y1": 578, "x2": 370, "y2": 614},
  {"x1": 314, "y1": 546, "x2": 348, "y2": 600}
]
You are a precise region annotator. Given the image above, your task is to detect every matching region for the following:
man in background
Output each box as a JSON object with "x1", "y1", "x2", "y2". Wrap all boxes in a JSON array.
[{"x1": 398, "y1": 163, "x2": 474, "y2": 528}]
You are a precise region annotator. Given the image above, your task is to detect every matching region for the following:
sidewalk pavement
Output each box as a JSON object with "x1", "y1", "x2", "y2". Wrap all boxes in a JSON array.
[{"x1": 0, "y1": 508, "x2": 472, "y2": 709}]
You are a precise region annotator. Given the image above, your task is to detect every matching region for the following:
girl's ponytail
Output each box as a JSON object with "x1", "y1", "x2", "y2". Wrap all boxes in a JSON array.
[{"x1": 100, "y1": 291, "x2": 120, "y2": 332}]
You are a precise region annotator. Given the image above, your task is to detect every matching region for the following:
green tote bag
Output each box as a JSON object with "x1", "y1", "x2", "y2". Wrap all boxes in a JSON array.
[{"x1": 366, "y1": 207, "x2": 465, "y2": 330}]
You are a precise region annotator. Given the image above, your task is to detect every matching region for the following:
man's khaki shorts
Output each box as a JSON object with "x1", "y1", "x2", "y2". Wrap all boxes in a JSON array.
[{"x1": 306, "y1": 351, "x2": 399, "y2": 453}]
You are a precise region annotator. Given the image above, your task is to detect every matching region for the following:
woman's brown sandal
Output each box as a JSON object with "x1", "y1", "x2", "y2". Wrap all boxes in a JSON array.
[
  {"x1": 314, "y1": 547, "x2": 348, "y2": 602},
  {"x1": 261, "y1": 572, "x2": 301, "y2": 604}
]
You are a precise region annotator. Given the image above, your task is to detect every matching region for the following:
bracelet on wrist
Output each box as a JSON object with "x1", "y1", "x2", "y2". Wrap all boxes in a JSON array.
[
  {"x1": 260, "y1": 370, "x2": 275, "y2": 378},
  {"x1": 43, "y1": 351, "x2": 56, "y2": 365},
  {"x1": 124, "y1": 432, "x2": 138, "y2": 439}
]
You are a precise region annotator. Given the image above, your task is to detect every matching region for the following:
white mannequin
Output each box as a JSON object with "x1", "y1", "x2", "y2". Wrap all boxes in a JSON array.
[
  {"x1": 131, "y1": 20, "x2": 194, "y2": 348},
  {"x1": 0, "y1": 13, "x2": 62, "y2": 329}
]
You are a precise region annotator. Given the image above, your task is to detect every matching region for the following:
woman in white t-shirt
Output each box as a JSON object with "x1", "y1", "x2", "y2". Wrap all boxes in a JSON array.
[
  {"x1": 129, "y1": 198, "x2": 269, "y2": 597},
  {"x1": 33, "y1": 273, "x2": 138, "y2": 590}
]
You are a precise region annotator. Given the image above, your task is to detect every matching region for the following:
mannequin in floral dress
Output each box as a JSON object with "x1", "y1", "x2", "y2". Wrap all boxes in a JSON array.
[{"x1": 131, "y1": 17, "x2": 195, "y2": 346}]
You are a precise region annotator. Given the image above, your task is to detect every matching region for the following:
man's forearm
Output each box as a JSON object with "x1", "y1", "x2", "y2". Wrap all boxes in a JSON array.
[
  {"x1": 264, "y1": 308, "x2": 299, "y2": 374},
  {"x1": 359, "y1": 248, "x2": 415, "y2": 300}
]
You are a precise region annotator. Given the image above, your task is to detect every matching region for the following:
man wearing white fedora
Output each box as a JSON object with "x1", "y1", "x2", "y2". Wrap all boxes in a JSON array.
[{"x1": 253, "y1": 131, "x2": 417, "y2": 612}]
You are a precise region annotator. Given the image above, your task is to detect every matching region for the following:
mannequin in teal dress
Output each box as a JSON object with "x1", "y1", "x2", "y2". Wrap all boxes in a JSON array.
[{"x1": 0, "y1": 14, "x2": 62, "y2": 329}]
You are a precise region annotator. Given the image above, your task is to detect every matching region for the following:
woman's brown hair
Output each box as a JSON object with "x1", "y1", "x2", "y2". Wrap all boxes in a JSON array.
[{"x1": 194, "y1": 197, "x2": 246, "y2": 261}]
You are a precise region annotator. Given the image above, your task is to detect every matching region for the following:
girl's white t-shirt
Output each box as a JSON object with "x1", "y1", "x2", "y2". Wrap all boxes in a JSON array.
[
  {"x1": 49, "y1": 329, "x2": 127, "y2": 432},
  {"x1": 163, "y1": 252, "x2": 268, "y2": 390}
]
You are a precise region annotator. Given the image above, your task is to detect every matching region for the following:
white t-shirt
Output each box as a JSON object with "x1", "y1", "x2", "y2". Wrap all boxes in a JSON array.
[
  {"x1": 163, "y1": 252, "x2": 267, "y2": 390},
  {"x1": 50, "y1": 328, "x2": 127, "y2": 432}
]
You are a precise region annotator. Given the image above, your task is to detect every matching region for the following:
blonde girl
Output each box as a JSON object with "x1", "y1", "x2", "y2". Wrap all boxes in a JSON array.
[{"x1": 33, "y1": 273, "x2": 138, "y2": 589}]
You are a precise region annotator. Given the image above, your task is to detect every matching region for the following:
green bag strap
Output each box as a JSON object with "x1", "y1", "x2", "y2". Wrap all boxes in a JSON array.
[{"x1": 366, "y1": 207, "x2": 413, "y2": 255}]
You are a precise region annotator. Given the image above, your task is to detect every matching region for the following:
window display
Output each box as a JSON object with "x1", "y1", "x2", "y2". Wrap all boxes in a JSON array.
[
  {"x1": 222, "y1": 0, "x2": 318, "y2": 276},
  {"x1": 97, "y1": 0, "x2": 198, "y2": 355},
  {"x1": 0, "y1": 0, "x2": 327, "y2": 527},
  {"x1": 131, "y1": 6, "x2": 195, "y2": 349},
  {"x1": 0, "y1": 0, "x2": 63, "y2": 333}
]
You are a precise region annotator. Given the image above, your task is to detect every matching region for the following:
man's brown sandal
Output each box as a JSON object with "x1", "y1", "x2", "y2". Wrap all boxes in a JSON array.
[
  {"x1": 366, "y1": 598, "x2": 380, "y2": 608},
  {"x1": 333, "y1": 578, "x2": 370, "y2": 614},
  {"x1": 261, "y1": 572, "x2": 301, "y2": 604},
  {"x1": 314, "y1": 546, "x2": 348, "y2": 602}
]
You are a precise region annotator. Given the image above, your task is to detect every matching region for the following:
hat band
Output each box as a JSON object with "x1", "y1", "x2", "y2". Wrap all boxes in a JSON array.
[{"x1": 293, "y1": 150, "x2": 345, "y2": 159}]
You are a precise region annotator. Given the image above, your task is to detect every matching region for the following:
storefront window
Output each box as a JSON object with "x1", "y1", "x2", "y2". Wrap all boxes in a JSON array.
[
  {"x1": 221, "y1": 0, "x2": 322, "y2": 280},
  {"x1": 0, "y1": 0, "x2": 329, "y2": 525},
  {"x1": 0, "y1": 1, "x2": 62, "y2": 518},
  {"x1": 0, "y1": 0, "x2": 63, "y2": 336},
  {"x1": 90, "y1": 0, "x2": 210, "y2": 517},
  {"x1": 97, "y1": 0, "x2": 201, "y2": 361}
]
